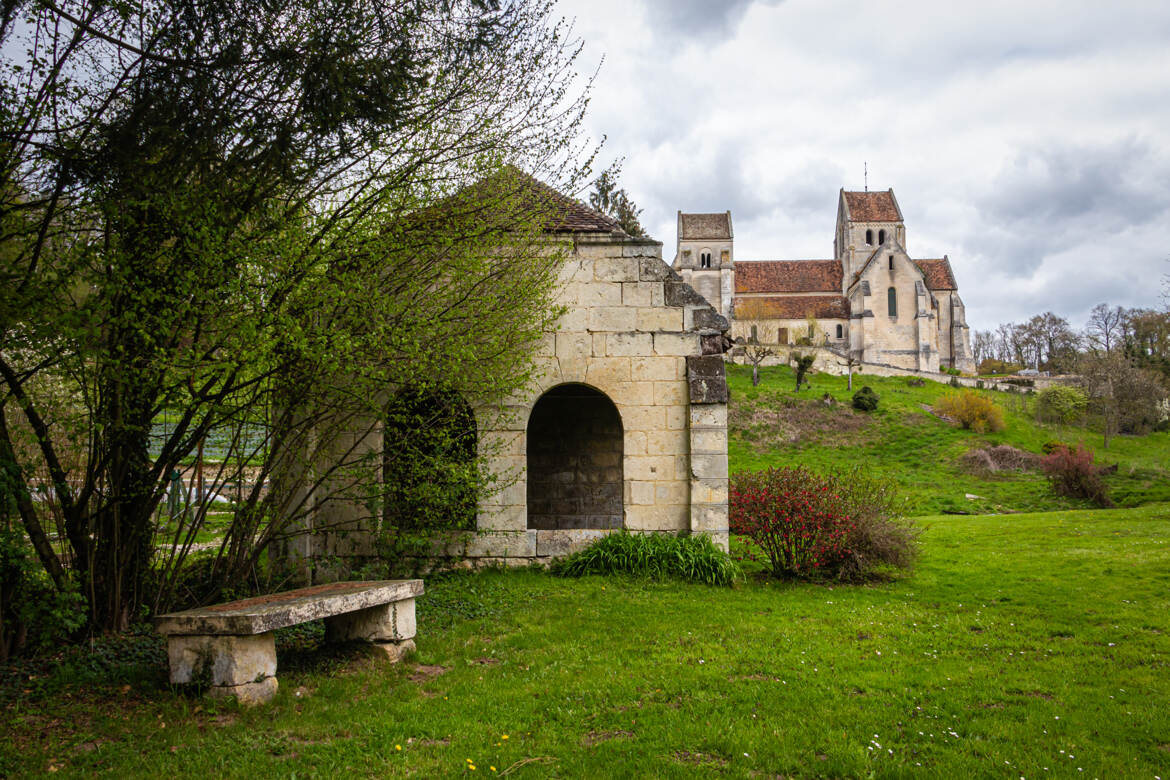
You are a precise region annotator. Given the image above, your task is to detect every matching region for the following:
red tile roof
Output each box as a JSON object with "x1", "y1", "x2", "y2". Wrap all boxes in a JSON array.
[
  {"x1": 733, "y1": 295, "x2": 850, "y2": 320},
  {"x1": 679, "y1": 212, "x2": 732, "y2": 240},
  {"x1": 843, "y1": 190, "x2": 901, "y2": 222},
  {"x1": 914, "y1": 258, "x2": 957, "y2": 290},
  {"x1": 734, "y1": 260, "x2": 842, "y2": 294}
]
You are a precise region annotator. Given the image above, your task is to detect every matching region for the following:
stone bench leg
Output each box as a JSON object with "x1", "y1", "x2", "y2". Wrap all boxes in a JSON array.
[
  {"x1": 324, "y1": 598, "x2": 417, "y2": 662},
  {"x1": 166, "y1": 633, "x2": 278, "y2": 705}
]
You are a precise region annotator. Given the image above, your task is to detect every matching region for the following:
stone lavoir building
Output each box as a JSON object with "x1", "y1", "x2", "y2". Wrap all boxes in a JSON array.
[
  {"x1": 279, "y1": 172, "x2": 733, "y2": 575},
  {"x1": 673, "y1": 188, "x2": 975, "y2": 373}
]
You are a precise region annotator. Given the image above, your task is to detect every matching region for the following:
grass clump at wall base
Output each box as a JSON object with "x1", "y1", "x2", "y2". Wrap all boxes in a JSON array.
[
  {"x1": 549, "y1": 531, "x2": 740, "y2": 586},
  {"x1": 934, "y1": 390, "x2": 1006, "y2": 433}
]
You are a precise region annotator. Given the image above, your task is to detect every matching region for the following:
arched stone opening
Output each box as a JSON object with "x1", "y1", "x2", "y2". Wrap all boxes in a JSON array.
[
  {"x1": 382, "y1": 389, "x2": 478, "y2": 531},
  {"x1": 526, "y1": 384, "x2": 624, "y2": 530}
]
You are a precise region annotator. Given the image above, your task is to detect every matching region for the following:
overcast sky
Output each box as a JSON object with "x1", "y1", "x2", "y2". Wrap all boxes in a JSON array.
[{"x1": 555, "y1": 0, "x2": 1170, "y2": 332}]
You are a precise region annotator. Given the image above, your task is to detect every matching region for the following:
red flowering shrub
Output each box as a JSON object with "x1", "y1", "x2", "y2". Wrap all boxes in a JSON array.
[
  {"x1": 1041, "y1": 444, "x2": 1114, "y2": 507},
  {"x1": 730, "y1": 466, "x2": 917, "y2": 581}
]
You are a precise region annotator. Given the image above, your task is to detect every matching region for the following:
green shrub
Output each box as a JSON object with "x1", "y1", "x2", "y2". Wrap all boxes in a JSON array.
[
  {"x1": 0, "y1": 530, "x2": 86, "y2": 658},
  {"x1": 1036, "y1": 385, "x2": 1088, "y2": 424},
  {"x1": 729, "y1": 466, "x2": 918, "y2": 582},
  {"x1": 935, "y1": 391, "x2": 1006, "y2": 433},
  {"x1": 851, "y1": 386, "x2": 879, "y2": 412},
  {"x1": 549, "y1": 531, "x2": 740, "y2": 586},
  {"x1": 1041, "y1": 440, "x2": 1070, "y2": 455}
]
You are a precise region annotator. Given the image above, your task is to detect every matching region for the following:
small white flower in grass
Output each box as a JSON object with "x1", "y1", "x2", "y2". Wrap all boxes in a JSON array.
[{"x1": 743, "y1": 753, "x2": 749, "y2": 758}]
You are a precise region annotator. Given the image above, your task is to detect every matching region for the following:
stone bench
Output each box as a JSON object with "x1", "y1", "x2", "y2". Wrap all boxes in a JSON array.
[{"x1": 154, "y1": 579, "x2": 423, "y2": 704}]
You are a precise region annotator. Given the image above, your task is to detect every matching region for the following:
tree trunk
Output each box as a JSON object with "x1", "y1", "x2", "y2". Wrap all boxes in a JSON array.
[{"x1": 752, "y1": 362, "x2": 760, "y2": 387}]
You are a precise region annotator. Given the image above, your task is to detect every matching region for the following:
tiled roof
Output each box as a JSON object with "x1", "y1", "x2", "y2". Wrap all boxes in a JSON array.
[
  {"x1": 440, "y1": 166, "x2": 626, "y2": 236},
  {"x1": 914, "y1": 258, "x2": 957, "y2": 290},
  {"x1": 679, "y1": 212, "x2": 732, "y2": 240},
  {"x1": 843, "y1": 190, "x2": 901, "y2": 222},
  {"x1": 733, "y1": 295, "x2": 850, "y2": 320},
  {"x1": 734, "y1": 260, "x2": 842, "y2": 294}
]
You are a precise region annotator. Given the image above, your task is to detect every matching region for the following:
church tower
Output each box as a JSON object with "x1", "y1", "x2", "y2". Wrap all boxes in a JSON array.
[
  {"x1": 834, "y1": 189, "x2": 905, "y2": 293},
  {"x1": 672, "y1": 211, "x2": 734, "y2": 317}
]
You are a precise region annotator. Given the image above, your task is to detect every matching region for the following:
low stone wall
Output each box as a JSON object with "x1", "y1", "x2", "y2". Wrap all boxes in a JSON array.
[{"x1": 729, "y1": 346, "x2": 1077, "y2": 393}]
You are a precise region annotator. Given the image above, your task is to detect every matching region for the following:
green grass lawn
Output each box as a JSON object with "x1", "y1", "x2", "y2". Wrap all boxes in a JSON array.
[
  {"x1": 727, "y1": 363, "x2": 1170, "y2": 514},
  {"x1": 4, "y1": 504, "x2": 1169, "y2": 777}
]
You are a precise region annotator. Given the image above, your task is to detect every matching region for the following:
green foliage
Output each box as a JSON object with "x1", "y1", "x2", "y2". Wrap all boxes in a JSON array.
[
  {"x1": 730, "y1": 466, "x2": 917, "y2": 581},
  {"x1": 1041, "y1": 440, "x2": 1070, "y2": 455},
  {"x1": 0, "y1": 529, "x2": 85, "y2": 658},
  {"x1": 935, "y1": 391, "x2": 1006, "y2": 433},
  {"x1": 549, "y1": 531, "x2": 740, "y2": 586},
  {"x1": 1041, "y1": 445, "x2": 1114, "y2": 507},
  {"x1": 790, "y1": 352, "x2": 816, "y2": 391},
  {"x1": 1, "y1": 1, "x2": 593, "y2": 631},
  {"x1": 1036, "y1": 385, "x2": 1088, "y2": 424},
  {"x1": 588, "y1": 167, "x2": 647, "y2": 238},
  {"x1": 851, "y1": 386, "x2": 879, "y2": 412}
]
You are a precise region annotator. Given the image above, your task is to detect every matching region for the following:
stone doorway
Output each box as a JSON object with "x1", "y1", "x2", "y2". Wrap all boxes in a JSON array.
[{"x1": 526, "y1": 384, "x2": 623, "y2": 530}]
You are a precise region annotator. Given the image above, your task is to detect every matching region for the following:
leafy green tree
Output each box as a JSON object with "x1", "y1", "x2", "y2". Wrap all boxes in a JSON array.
[
  {"x1": 589, "y1": 166, "x2": 647, "y2": 238},
  {"x1": 0, "y1": 0, "x2": 593, "y2": 632}
]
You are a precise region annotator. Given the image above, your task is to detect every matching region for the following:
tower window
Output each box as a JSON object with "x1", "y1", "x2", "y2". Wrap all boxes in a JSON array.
[
  {"x1": 700, "y1": 251, "x2": 712, "y2": 268},
  {"x1": 879, "y1": 229, "x2": 886, "y2": 244},
  {"x1": 836, "y1": 324, "x2": 843, "y2": 339},
  {"x1": 888, "y1": 255, "x2": 894, "y2": 270},
  {"x1": 865, "y1": 229, "x2": 873, "y2": 245},
  {"x1": 887, "y1": 286, "x2": 897, "y2": 318}
]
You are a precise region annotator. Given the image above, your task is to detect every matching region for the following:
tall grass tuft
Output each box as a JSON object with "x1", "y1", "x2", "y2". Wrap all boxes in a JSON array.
[{"x1": 549, "y1": 531, "x2": 741, "y2": 586}]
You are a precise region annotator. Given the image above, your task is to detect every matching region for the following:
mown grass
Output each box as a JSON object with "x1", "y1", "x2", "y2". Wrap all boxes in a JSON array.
[
  {"x1": 3, "y1": 504, "x2": 1168, "y2": 777},
  {"x1": 727, "y1": 363, "x2": 1170, "y2": 514}
]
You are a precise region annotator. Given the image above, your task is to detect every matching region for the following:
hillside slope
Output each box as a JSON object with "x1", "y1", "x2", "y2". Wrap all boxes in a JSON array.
[{"x1": 727, "y1": 364, "x2": 1170, "y2": 514}]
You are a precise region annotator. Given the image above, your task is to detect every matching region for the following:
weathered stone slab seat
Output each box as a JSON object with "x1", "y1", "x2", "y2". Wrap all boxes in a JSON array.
[
  {"x1": 154, "y1": 579, "x2": 423, "y2": 636},
  {"x1": 154, "y1": 579, "x2": 423, "y2": 705}
]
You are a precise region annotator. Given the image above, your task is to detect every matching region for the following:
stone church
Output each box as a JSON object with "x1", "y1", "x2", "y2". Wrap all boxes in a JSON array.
[{"x1": 673, "y1": 188, "x2": 975, "y2": 373}]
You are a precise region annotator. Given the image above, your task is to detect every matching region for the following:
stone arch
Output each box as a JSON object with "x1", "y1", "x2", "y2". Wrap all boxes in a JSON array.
[
  {"x1": 700, "y1": 249, "x2": 713, "y2": 268},
  {"x1": 878, "y1": 229, "x2": 887, "y2": 244},
  {"x1": 526, "y1": 383, "x2": 623, "y2": 531},
  {"x1": 382, "y1": 388, "x2": 478, "y2": 531},
  {"x1": 865, "y1": 229, "x2": 873, "y2": 245}
]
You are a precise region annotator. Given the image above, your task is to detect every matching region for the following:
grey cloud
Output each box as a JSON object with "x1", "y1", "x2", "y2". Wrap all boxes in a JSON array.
[
  {"x1": 965, "y1": 139, "x2": 1170, "y2": 276},
  {"x1": 641, "y1": 0, "x2": 783, "y2": 41},
  {"x1": 983, "y1": 139, "x2": 1170, "y2": 227}
]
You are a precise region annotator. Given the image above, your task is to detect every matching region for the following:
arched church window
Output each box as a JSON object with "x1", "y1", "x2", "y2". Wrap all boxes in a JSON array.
[
  {"x1": 887, "y1": 286, "x2": 898, "y2": 318},
  {"x1": 888, "y1": 255, "x2": 894, "y2": 270},
  {"x1": 700, "y1": 251, "x2": 712, "y2": 268},
  {"x1": 836, "y1": 324, "x2": 843, "y2": 339},
  {"x1": 865, "y1": 229, "x2": 873, "y2": 245},
  {"x1": 879, "y1": 229, "x2": 886, "y2": 244}
]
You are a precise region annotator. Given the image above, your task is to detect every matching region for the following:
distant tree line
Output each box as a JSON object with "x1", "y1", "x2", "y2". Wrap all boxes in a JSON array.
[
  {"x1": 972, "y1": 304, "x2": 1170, "y2": 379},
  {"x1": 973, "y1": 294, "x2": 1170, "y2": 447}
]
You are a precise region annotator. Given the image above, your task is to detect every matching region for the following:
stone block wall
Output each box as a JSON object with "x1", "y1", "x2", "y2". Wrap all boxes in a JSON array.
[
  {"x1": 275, "y1": 232, "x2": 732, "y2": 578},
  {"x1": 470, "y1": 234, "x2": 731, "y2": 563}
]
